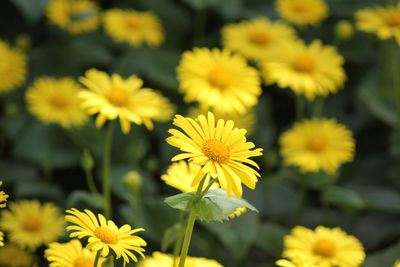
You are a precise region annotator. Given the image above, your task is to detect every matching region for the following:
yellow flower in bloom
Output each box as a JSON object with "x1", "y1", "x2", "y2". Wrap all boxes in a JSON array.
[
  {"x1": 161, "y1": 161, "x2": 219, "y2": 193},
  {"x1": 276, "y1": 257, "x2": 318, "y2": 267},
  {"x1": 26, "y1": 77, "x2": 88, "y2": 128},
  {"x1": 177, "y1": 48, "x2": 261, "y2": 114},
  {"x1": 0, "y1": 181, "x2": 8, "y2": 208},
  {"x1": 138, "y1": 251, "x2": 223, "y2": 267},
  {"x1": 103, "y1": 9, "x2": 164, "y2": 47},
  {"x1": 0, "y1": 40, "x2": 27, "y2": 94},
  {"x1": 65, "y1": 208, "x2": 146, "y2": 265},
  {"x1": 167, "y1": 112, "x2": 263, "y2": 198},
  {"x1": 0, "y1": 245, "x2": 32, "y2": 267},
  {"x1": 260, "y1": 40, "x2": 345, "y2": 100},
  {"x1": 222, "y1": 17, "x2": 297, "y2": 61},
  {"x1": 279, "y1": 118, "x2": 355, "y2": 174},
  {"x1": 79, "y1": 69, "x2": 175, "y2": 134},
  {"x1": 394, "y1": 260, "x2": 400, "y2": 267},
  {"x1": 335, "y1": 20, "x2": 354, "y2": 41},
  {"x1": 45, "y1": 239, "x2": 105, "y2": 267},
  {"x1": 283, "y1": 226, "x2": 365, "y2": 267},
  {"x1": 46, "y1": 0, "x2": 100, "y2": 34},
  {"x1": 355, "y1": 4, "x2": 400, "y2": 44},
  {"x1": 0, "y1": 200, "x2": 65, "y2": 250},
  {"x1": 276, "y1": 0, "x2": 329, "y2": 26},
  {"x1": 228, "y1": 206, "x2": 247, "y2": 219}
]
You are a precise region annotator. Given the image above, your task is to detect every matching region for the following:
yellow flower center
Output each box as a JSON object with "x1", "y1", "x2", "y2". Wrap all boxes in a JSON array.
[
  {"x1": 202, "y1": 139, "x2": 230, "y2": 163},
  {"x1": 249, "y1": 30, "x2": 271, "y2": 46},
  {"x1": 292, "y1": 3, "x2": 308, "y2": 13},
  {"x1": 292, "y1": 54, "x2": 315, "y2": 73},
  {"x1": 74, "y1": 256, "x2": 94, "y2": 267},
  {"x1": 313, "y1": 238, "x2": 336, "y2": 257},
  {"x1": 22, "y1": 216, "x2": 43, "y2": 232},
  {"x1": 107, "y1": 87, "x2": 130, "y2": 107},
  {"x1": 126, "y1": 16, "x2": 141, "y2": 29},
  {"x1": 50, "y1": 95, "x2": 69, "y2": 109},
  {"x1": 94, "y1": 226, "x2": 118, "y2": 244},
  {"x1": 306, "y1": 134, "x2": 327, "y2": 152},
  {"x1": 208, "y1": 67, "x2": 232, "y2": 88},
  {"x1": 386, "y1": 11, "x2": 400, "y2": 27}
]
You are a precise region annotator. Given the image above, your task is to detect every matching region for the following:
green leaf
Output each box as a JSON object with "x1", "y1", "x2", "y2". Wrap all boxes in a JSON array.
[
  {"x1": 161, "y1": 222, "x2": 185, "y2": 251},
  {"x1": 255, "y1": 222, "x2": 289, "y2": 258},
  {"x1": 164, "y1": 192, "x2": 196, "y2": 210},
  {"x1": 322, "y1": 186, "x2": 366, "y2": 210},
  {"x1": 10, "y1": 0, "x2": 49, "y2": 22},
  {"x1": 363, "y1": 240, "x2": 400, "y2": 267},
  {"x1": 101, "y1": 255, "x2": 114, "y2": 267},
  {"x1": 67, "y1": 190, "x2": 104, "y2": 209}
]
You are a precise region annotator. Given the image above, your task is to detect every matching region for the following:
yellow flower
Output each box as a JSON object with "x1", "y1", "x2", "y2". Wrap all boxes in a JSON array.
[
  {"x1": 26, "y1": 77, "x2": 88, "y2": 128},
  {"x1": 221, "y1": 17, "x2": 297, "y2": 61},
  {"x1": 260, "y1": 40, "x2": 345, "y2": 100},
  {"x1": 279, "y1": 118, "x2": 355, "y2": 174},
  {"x1": 103, "y1": 9, "x2": 164, "y2": 47},
  {"x1": 161, "y1": 161, "x2": 219, "y2": 193},
  {"x1": 228, "y1": 206, "x2": 247, "y2": 219},
  {"x1": 79, "y1": 68, "x2": 175, "y2": 134},
  {"x1": 283, "y1": 226, "x2": 365, "y2": 267},
  {"x1": 177, "y1": 48, "x2": 261, "y2": 114},
  {"x1": 0, "y1": 200, "x2": 65, "y2": 250},
  {"x1": 0, "y1": 181, "x2": 8, "y2": 208},
  {"x1": 394, "y1": 260, "x2": 400, "y2": 267},
  {"x1": 167, "y1": 112, "x2": 263, "y2": 198},
  {"x1": 276, "y1": 0, "x2": 329, "y2": 26},
  {"x1": 0, "y1": 232, "x2": 3, "y2": 247},
  {"x1": 355, "y1": 4, "x2": 400, "y2": 44},
  {"x1": 0, "y1": 245, "x2": 32, "y2": 267},
  {"x1": 45, "y1": 239, "x2": 105, "y2": 267},
  {"x1": 276, "y1": 257, "x2": 318, "y2": 267},
  {"x1": 335, "y1": 20, "x2": 354, "y2": 42},
  {"x1": 65, "y1": 208, "x2": 146, "y2": 265},
  {"x1": 137, "y1": 251, "x2": 223, "y2": 267},
  {"x1": 46, "y1": 0, "x2": 100, "y2": 34},
  {"x1": 0, "y1": 40, "x2": 27, "y2": 94}
]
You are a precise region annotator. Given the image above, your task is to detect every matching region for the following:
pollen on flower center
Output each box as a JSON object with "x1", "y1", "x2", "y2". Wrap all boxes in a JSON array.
[
  {"x1": 313, "y1": 238, "x2": 336, "y2": 257},
  {"x1": 292, "y1": 3, "x2": 308, "y2": 13},
  {"x1": 94, "y1": 226, "x2": 118, "y2": 244},
  {"x1": 107, "y1": 87, "x2": 130, "y2": 107},
  {"x1": 306, "y1": 134, "x2": 327, "y2": 152},
  {"x1": 74, "y1": 256, "x2": 93, "y2": 267},
  {"x1": 292, "y1": 54, "x2": 315, "y2": 72},
  {"x1": 208, "y1": 67, "x2": 232, "y2": 88},
  {"x1": 386, "y1": 12, "x2": 400, "y2": 26},
  {"x1": 249, "y1": 30, "x2": 271, "y2": 46},
  {"x1": 23, "y1": 216, "x2": 43, "y2": 232},
  {"x1": 50, "y1": 95, "x2": 69, "y2": 109},
  {"x1": 126, "y1": 16, "x2": 141, "y2": 29},
  {"x1": 202, "y1": 139, "x2": 230, "y2": 163}
]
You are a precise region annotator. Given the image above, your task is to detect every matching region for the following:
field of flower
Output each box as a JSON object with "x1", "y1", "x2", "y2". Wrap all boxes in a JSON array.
[{"x1": 1, "y1": 0, "x2": 400, "y2": 266}]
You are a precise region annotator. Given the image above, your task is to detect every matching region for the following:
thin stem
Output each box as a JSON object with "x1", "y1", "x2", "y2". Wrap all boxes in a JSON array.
[
  {"x1": 198, "y1": 178, "x2": 216, "y2": 198},
  {"x1": 294, "y1": 185, "x2": 307, "y2": 225},
  {"x1": 295, "y1": 94, "x2": 305, "y2": 121},
  {"x1": 172, "y1": 211, "x2": 186, "y2": 267},
  {"x1": 85, "y1": 168, "x2": 98, "y2": 194},
  {"x1": 132, "y1": 188, "x2": 141, "y2": 228},
  {"x1": 392, "y1": 40, "x2": 400, "y2": 141},
  {"x1": 93, "y1": 250, "x2": 101, "y2": 267},
  {"x1": 313, "y1": 97, "x2": 325, "y2": 118},
  {"x1": 103, "y1": 121, "x2": 114, "y2": 219},
  {"x1": 178, "y1": 208, "x2": 196, "y2": 267}
]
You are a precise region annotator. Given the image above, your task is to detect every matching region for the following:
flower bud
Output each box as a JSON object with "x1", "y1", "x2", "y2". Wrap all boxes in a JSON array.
[
  {"x1": 123, "y1": 171, "x2": 142, "y2": 191},
  {"x1": 335, "y1": 20, "x2": 354, "y2": 41},
  {"x1": 81, "y1": 149, "x2": 94, "y2": 172}
]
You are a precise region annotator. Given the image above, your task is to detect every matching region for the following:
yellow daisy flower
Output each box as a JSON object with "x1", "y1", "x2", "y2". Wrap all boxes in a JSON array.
[
  {"x1": 103, "y1": 9, "x2": 164, "y2": 47},
  {"x1": 228, "y1": 206, "x2": 247, "y2": 219},
  {"x1": 283, "y1": 226, "x2": 365, "y2": 267},
  {"x1": 276, "y1": 0, "x2": 329, "y2": 26},
  {"x1": 79, "y1": 68, "x2": 175, "y2": 134},
  {"x1": 221, "y1": 17, "x2": 297, "y2": 61},
  {"x1": 167, "y1": 112, "x2": 263, "y2": 198},
  {"x1": 260, "y1": 39, "x2": 345, "y2": 101},
  {"x1": 0, "y1": 181, "x2": 8, "y2": 208},
  {"x1": 276, "y1": 257, "x2": 318, "y2": 267},
  {"x1": 0, "y1": 200, "x2": 65, "y2": 250},
  {"x1": 279, "y1": 118, "x2": 355, "y2": 174},
  {"x1": 65, "y1": 208, "x2": 146, "y2": 265},
  {"x1": 394, "y1": 260, "x2": 400, "y2": 267},
  {"x1": 161, "y1": 161, "x2": 219, "y2": 193},
  {"x1": 46, "y1": 0, "x2": 100, "y2": 34},
  {"x1": 355, "y1": 4, "x2": 400, "y2": 44},
  {"x1": 45, "y1": 239, "x2": 105, "y2": 267},
  {"x1": 26, "y1": 77, "x2": 88, "y2": 128},
  {"x1": 177, "y1": 48, "x2": 261, "y2": 114},
  {"x1": 0, "y1": 245, "x2": 32, "y2": 267},
  {"x1": 0, "y1": 40, "x2": 27, "y2": 94},
  {"x1": 138, "y1": 251, "x2": 223, "y2": 267}
]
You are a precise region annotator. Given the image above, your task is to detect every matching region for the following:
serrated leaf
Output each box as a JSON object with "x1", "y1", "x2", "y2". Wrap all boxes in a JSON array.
[
  {"x1": 161, "y1": 222, "x2": 185, "y2": 251},
  {"x1": 164, "y1": 192, "x2": 196, "y2": 210}
]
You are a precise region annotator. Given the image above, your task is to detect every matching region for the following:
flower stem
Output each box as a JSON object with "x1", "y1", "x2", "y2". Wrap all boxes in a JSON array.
[
  {"x1": 313, "y1": 97, "x2": 325, "y2": 118},
  {"x1": 392, "y1": 40, "x2": 400, "y2": 142},
  {"x1": 294, "y1": 184, "x2": 307, "y2": 225},
  {"x1": 103, "y1": 120, "x2": 114, "y2": 219},
  {"x1": 93, "y1": 250, "x2": 101, "y2": 267},
  {"x1": 172, "y1": 210, "x2": 186, "y2": 267},
  {"x1": 85, "y1": 168, "x2": 98, "y2": 194},
  {"x1": 295, "y1": 94, "x2": 305, "y2": 121},
  {"x1": 132, "y1": 188, "x2": 141, "y2": 228}
]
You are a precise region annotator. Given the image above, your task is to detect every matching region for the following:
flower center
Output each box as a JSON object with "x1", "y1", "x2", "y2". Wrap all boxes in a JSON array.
[
  {"x1": 22, "y1": 216, "x2": 43, "y2": 232},
  {"x1": 306, "y1": 135, "x2": 327, "y2": 152},
  {"x1": 202, "y1": 139, "x2": 230, "y2": 163},
  {"x1": 126, "y1": 16, "x2": 141, "y2": 29},
  {"x1": 74, "y1": 256, "x2": 94, "y2": 267},
  {"x1": 50, "y1": 95, "x2": 69, "y2": 109},
  {"x1": 94, "y1": 226, "x2": 118, "y2": 244},
  {"x1": 292, "y1": 3, "x2": 308, "y2": 13},
  {"x1": 208, "y1": 67, "x2": 232, "y2": 88},
  {"x1": 249, "y1": 30, "x2": 271, "y2": 46},
  {"x1": 107, "y1": 87, "x2": 130, "y2": 107},
  {"x1": 386, "y1": 12, "x2": 400, "y2": 27},
  {"x1": 292, "y1": 54, "x2": 315, "y2": 73},
  {"x1": 313, "y1": 238, "x2": 336, "y2": 257}
]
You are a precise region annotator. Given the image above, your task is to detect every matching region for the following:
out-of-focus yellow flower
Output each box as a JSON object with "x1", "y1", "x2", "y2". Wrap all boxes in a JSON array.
[
  {"x1": 0, "y1": 182, "x2": 8, "y2": 209},
  {"x1": 26, "y1": 77, "x2": 88, "y2": 128},
  {"x1": 228, "y1": 206, "x2": 247, "y2": 219},
  {"x1": 276, "y1": 0, "x2": 329, "y2": 26},
  {"x1": 0, "y1": 40, "x2": 27, "y2": 94},
  {"x1": 46, "y1": 0, "x2": 100, "y2": 34},
  {"x1": 79, "y1": 69, "x2": 175, "y2": 134},
  {"x1": 260, "y1": 40, "x2": 345, "y2": 101},
  {"x1": 335, "y1": 20, "x2": 354, "y2": 42},
  {"x1": 276, "y1": 257, "x2": 318, "y2": 267},
  {"x1": 14, "y1": 34, "x2": 31, "y2": 51},
  {"x1": 177, "y1": 48, "x2": 261, "y2": 114},
  {"x1": 0, "y1": 245, "x2": 32, "y2": 267},
  {"x1": 137, "y1": 251, "x2": 223, "y2": 267},
  {"x1": 394, "y1": 260, "x2": 400, "y2": 267},
  {"x1": 221, "y1": 17, "x2": 297, "y2": 61},
  {"x1": 103, "y1": 9, "x2": 164, "y2": 47}
]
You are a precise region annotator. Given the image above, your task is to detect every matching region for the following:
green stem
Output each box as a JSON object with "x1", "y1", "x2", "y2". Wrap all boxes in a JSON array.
[
  {"x1": 294, "y1": 185, "x2": 307, "y2": 225},
  {"x1": 313, "y1": 97, "x2": 325, "y2": 118},
  {"x1": 295, "y1": 94, "x2": 305, "y2": 121},
  {"x1": 85, "y1": 168, "x2": 98, "y2": 194},
  {"x1": 132, "y1": 188, "x2": 141, "y2": 228},
  {"x1": 172, "y1": 211, "x2": 186, "y2": 267},
  {"x1": 392, "y1": 40, "x2": 400, "y2": 142},
  {"x1": 93, "y1": 250, "x2": 101, "y2": 267},
  {"x1": 103, "y1": 121, "x2": 114, "y2": 219}
]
